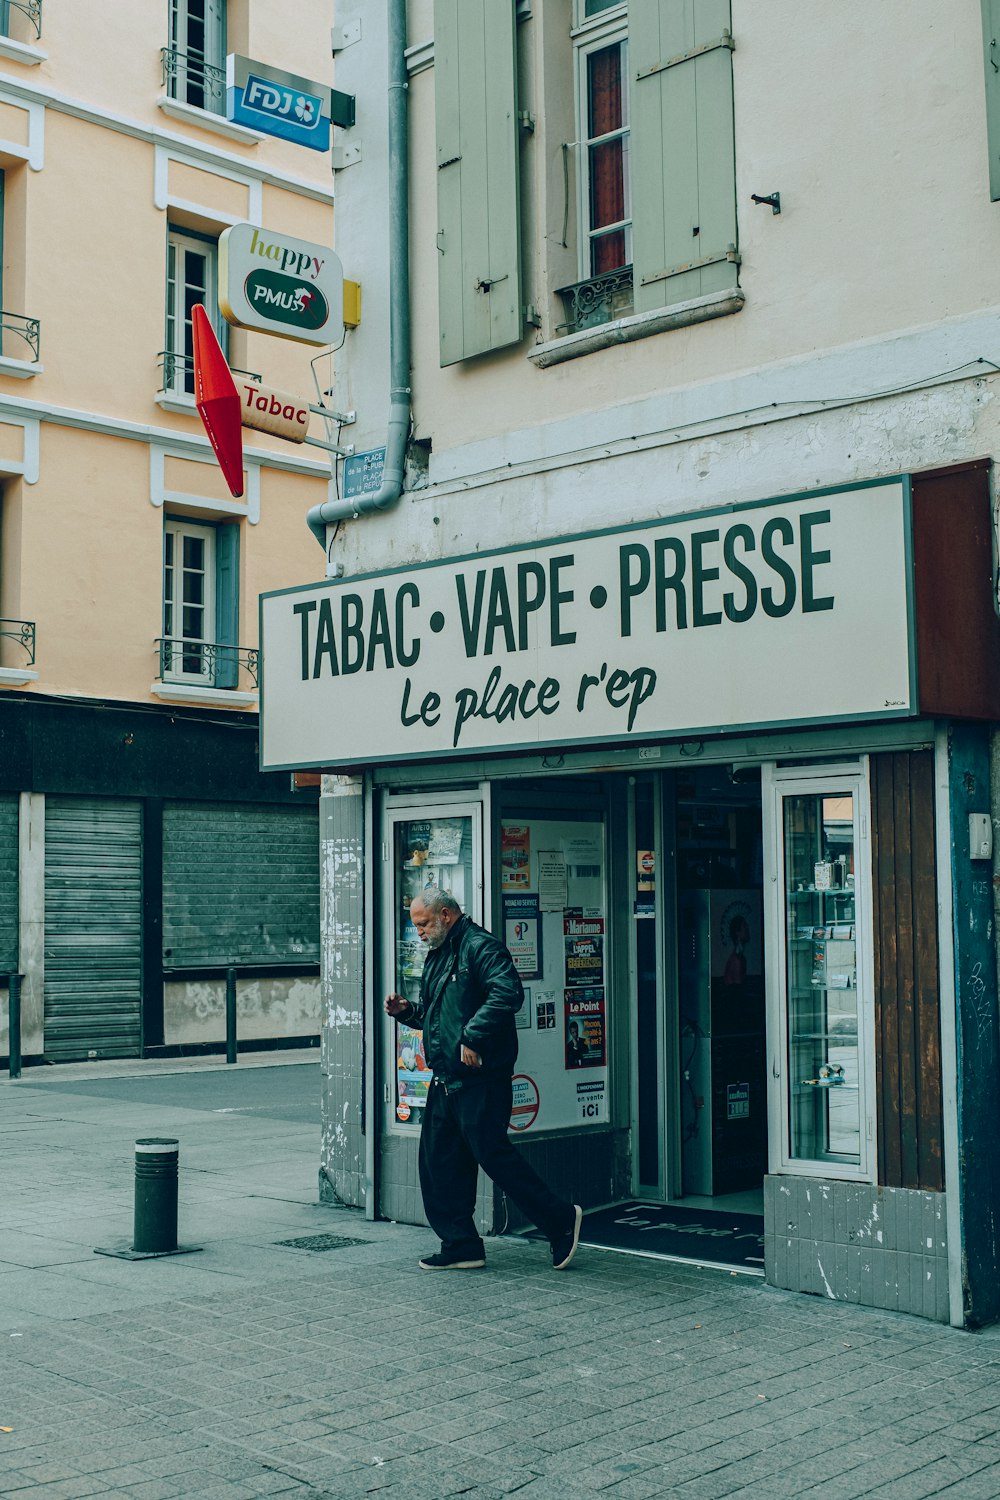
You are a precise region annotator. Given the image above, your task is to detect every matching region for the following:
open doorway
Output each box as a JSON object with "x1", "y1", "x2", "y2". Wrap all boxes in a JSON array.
[
  {"x1": 583, "y1": 762, "x2": 768, "y2": 1273},
  {"x1": 674, "y1": 763, "x2": 766, "y2": 1217}
]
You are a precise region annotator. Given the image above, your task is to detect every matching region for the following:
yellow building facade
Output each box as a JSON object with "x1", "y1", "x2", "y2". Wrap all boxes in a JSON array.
[{"x1": 0, "y1": 0, "x2": 337, "y2": 1062}]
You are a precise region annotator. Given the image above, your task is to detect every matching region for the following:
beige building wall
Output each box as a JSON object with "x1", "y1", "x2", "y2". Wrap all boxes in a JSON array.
[
  {"x1": 0, "y1": 1, "x2": 335, "y2": 1060},
  {"x1": 0, "y1": 0, "x2": 336, "y2": 702}
]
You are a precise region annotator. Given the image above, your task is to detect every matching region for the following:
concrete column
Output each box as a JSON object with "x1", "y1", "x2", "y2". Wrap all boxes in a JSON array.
[
  {"x1": 318, "y1": 774, "x2": 367, "y2": 1210},
  {"x1": 18, "y1": 791, "x2": 44, "y2": 1056}
]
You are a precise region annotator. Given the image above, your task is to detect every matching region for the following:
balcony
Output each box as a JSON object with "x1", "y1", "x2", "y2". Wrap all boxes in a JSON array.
[
  {"x1": 161, "y1": 43, "x2": 226, "y2": 116},
  {"x1": 556, "y1": 267, "x2": 634, "y2": 337},
  {"x1": 0, "y1": 617, "x2": 38, "y2": 685},
  {"x1": 154, "y1": 637, "x2": 259, "y2": 706},
  {"x1": 156, "y1": 351, "x2": 261, "y2": 411},
  {"x1": 0, "y1": 311, "x2": 40, "y2": 376},
  {"x1": 2, "y1": 0, "x2": 41, "y2": 38}
]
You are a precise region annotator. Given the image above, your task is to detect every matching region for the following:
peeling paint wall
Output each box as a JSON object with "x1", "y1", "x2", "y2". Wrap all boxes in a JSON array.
[
  {"x1": 318, "y1": 777, "x2": 367, "y2": 1209},
  {"x1": 163, "y1": 975, "x2": 320, "y2": 1047},
  {"x1": 765, "y1": 1177, "x2": 949, "y2": 1321}
]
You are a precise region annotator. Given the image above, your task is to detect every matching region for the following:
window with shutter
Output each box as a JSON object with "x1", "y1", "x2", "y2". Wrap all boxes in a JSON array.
[
  {"x1": 168, "y1": 0, "x2": 227, "y2": 115},
  {"x1": 630, "y1": 0, "x2": 738, "y2": 316},
  {"x1": 557, "y1": 0, "x2": 739, "y2": 343},
  {"x1": 164, "y1": 226, "x2": 227, "y2": 396},
  {"x1": 434, "y1": 0, "x2": 523, "y2": 365},
  {"x1": 162, "y1": 519, "x2": 240, "y2": 690}
]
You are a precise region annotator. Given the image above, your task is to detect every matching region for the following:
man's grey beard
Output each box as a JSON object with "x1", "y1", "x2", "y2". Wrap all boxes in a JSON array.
[{"x1": 423, "y1": 924, "x2": 447, "y2": 948}]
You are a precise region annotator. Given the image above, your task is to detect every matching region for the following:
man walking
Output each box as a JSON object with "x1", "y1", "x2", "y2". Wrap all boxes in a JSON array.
[{"x1": 385, "y1": 888, "x2": 583, "y2": 1272}]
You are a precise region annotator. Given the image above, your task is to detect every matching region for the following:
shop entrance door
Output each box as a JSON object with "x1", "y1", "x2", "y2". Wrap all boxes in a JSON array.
[
  {"x1": 379, "y1": 791, "x2": 487, "y2": 1222},
  {"x1": 671, "y1": 765, "x2": 768, "y2": 1220},
  {"x1": 593, "y1": 765, "x2": 769, "y2": 1271}
]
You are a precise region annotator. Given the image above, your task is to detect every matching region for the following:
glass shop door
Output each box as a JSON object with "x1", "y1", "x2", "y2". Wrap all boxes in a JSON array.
[
  {"x1": 763, "y1": 763, "x2": 875, "y2": 1181},
  {"x1": 382, "y1": 794, "x2": 486, "y2": 1134}
]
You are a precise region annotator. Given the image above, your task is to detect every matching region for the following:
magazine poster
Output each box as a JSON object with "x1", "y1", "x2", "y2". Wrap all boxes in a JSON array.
[
  {"x1": 501, "y1": 824, "x2": 531, "y2": 890},
  {"x1": 564, "y1": 990, "x2": 606, "y2": 1069},
  {"x1": 564, "y1": 914, "x2": 605, "y2": 987},
  {"x1": 504, "y1": 892, "x2": 542, "y2": 979},
  {"x1": 427, "y1": 818, "x2": 464, "y2": 865},
  {"x1": 396, "y1": 1023, "x2": 431, "y2": 1109}
]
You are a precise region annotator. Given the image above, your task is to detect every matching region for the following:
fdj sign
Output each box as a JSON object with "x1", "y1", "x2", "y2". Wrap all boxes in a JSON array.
[
  {"x1": 219, "y1": 224, "x2": 344, "y2": 347},
  {"x1": 226, "y1": 55, "x2": 332, "y2": 152},
  {"x1": 259, "y1": 480, "x2": 916, "y2": 771}
]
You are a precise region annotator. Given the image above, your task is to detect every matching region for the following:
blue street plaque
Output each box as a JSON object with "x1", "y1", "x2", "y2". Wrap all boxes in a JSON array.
[
  {"x1": 227, "y1": 55, "x2": 332, "y2": 152},
  {"x1": 343, "y1": 448, "x2": 387, "y2": 499}
]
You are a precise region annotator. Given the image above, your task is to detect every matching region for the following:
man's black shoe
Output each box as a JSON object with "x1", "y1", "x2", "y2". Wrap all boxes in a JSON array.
[
  {"x1": 551, "y1": 1204, "x2": 583, "y2": 1270},
  {"x1": 418, "y1": 1250, "x2": 486, "y2": 1270}
]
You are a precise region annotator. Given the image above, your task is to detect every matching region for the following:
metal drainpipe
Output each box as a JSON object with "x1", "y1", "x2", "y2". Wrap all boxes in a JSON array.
[{"x1": 307, "y1": 0, "x2": 411, "y2": 550}]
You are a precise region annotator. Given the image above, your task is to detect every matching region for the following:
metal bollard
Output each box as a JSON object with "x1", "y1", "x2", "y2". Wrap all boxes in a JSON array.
[
  {"x1": 133, "y1": 1138, "x2": 179, "y2": 1254},
  {"x1": 8, "y1": 972, "x2": 22, "y2": 1080},
  {"x1": 225, "y1": 966, "x2": 237, "y2": 1064}
]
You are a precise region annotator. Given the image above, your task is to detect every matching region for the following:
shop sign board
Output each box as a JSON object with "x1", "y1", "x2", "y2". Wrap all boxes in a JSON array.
[
  {"x1": 219, "y1": 224, "x2": 344, "y2": 347},
  {"x1": 226, "y1": 55, "x2": 332, "y2": 151},
  {"x1": 260, "y1": 478, "x2": 916, "y2": 771}
]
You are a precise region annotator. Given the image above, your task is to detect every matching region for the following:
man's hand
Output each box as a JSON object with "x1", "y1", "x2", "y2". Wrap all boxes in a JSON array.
[
  {"x1": 384, "y1": 993, "x2": 409, "y2": 1018},
  {"x1": 461, "y1": 1045, "x2": 482, "y2": 1069}
]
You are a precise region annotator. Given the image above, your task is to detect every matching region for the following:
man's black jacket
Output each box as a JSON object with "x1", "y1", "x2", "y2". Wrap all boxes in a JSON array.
[{"x1": 402, "y1": 915, "x2": 523, "y2": 1083}]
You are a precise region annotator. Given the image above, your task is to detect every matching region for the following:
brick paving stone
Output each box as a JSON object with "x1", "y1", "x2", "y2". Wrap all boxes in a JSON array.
[{"x1": 10, "y1": 1068, "x2": 1000, "y2": 1500}]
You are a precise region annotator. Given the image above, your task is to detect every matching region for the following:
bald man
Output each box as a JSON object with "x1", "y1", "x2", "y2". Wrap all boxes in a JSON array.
[{"x1": 386, "y1": 888, "x2": 582, "y2": 1272}]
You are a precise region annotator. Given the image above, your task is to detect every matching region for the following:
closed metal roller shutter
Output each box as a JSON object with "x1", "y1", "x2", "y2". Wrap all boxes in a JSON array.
[
  {"x1": 162, "y1": 802, "x2": 320, "y2": 969},
  {"x1": 0, "y1": 793, "x2": 18, "y2": 973},
  {"x1": 44, "y1": 797, "x2": 142, "y2": 1060}
]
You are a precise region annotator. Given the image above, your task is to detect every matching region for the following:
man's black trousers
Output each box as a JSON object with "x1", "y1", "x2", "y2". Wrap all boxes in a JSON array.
[{"x1": 418, "y1": 1073, "x2": 572, "y2": 1255}]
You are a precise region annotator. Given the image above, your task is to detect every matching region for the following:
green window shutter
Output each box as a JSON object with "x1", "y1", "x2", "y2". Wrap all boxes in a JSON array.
[
  {"x1": 630, "y1": 0, "x2": 738, "y2": 315},
  {"x1": 434, "y1": 0, "x2": 522, "y2": 366},
  {"x1": 214, "y1": 522, "x2": 240, "y2": 689},
  {"x1": 982, "y1": 1, "x2": 1000, "y2": 200}
]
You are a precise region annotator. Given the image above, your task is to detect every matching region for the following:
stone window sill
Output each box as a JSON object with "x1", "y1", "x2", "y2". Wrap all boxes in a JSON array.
[
  {"x1": 0, "y1": 666, "x2": 38, "y2": 685},
  {"x1": 155, "y1": 390, "x2": 197, "y2": 415},
  {"x1": 151, "y1": 683, "x2": 258, "y2": 708},
  {"x1": 0, "y1": 36, "x2": 46, "y2": 66},
  {"x1": 529, "y1": 287, "x2": 745, "y2": 369},
  {"x1": 156, "y1": 97, "x2": 264, "y2": 147},
  {"x1": 0, "y1": 354, "x2": 41, "y2": 379}
]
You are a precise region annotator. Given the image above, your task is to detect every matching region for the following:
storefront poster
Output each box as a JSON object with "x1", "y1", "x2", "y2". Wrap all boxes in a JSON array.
[
  {"x1": 509, "y1": 1074, "x2": 540, "y2": 1130},
  {"x1": 535, "y1": 996, "x2": 556, "y2": 1030},
  {"x1": 396, "y1": 1023, "x2": 431, "y2": 1109},
  {"x1": 565, "y1": 990, "x2": 606, "y2": 1068},
  {"x1": 564, "y1": 833, "x2": 602, "y2": 874},
  {"x1": 501, "y1": 824, "x2": 531, "y2": 889},
  {"x1": 538, "y1": 852, "x2": 568, "y2": 911},
  {"x1": 564, "y1": 915, "x2": 604, "y2": 986},
  {"x1": 576, "y1": 1078, "x2": 606, "y2": 1122},
  {"x1": 427, "y1": 818, "x2": 464, "y2": 864},
  {"x1": 504, "y1": 892, "x2": 542, "y2": 979}
]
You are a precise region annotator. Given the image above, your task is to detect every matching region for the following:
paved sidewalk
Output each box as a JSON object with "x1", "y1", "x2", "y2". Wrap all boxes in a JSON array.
[{"x1": 3, "y1": 1059, "x2": 1000, "y2": 1499}]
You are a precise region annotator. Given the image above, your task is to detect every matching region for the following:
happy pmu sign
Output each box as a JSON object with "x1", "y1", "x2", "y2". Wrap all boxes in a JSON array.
[{"x1": 259, "y1": 480, "x2": 916, "y2": 771}]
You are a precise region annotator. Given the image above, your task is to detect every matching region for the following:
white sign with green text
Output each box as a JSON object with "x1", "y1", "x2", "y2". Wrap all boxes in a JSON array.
[{"x1": 259, "y1": 480, "x2": 915, "y2": 770}]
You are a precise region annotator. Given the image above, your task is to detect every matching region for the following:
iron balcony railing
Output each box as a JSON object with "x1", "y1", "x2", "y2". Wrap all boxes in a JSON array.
[
  {"x1": 0, "y1": 311, "x2": 39, "y2": 363},
  {"x1": 556, "y1": 266, "x2": 634, "y2": 336},
  {"x1": 0, "y1": 617, "x2": 35, "y2": 666},
  {"x1": 2, "y1": 0, "x2": 42, "y2": 40},
  {"x1": 156, "y1": 638, "x2": 259, "y2": 692},
  {"x1": 161, "y1": 43, "x2": 226, "y2": 113},
  {"x1": 158, "y1": 351, "x2": 261, "y2": 398}
]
